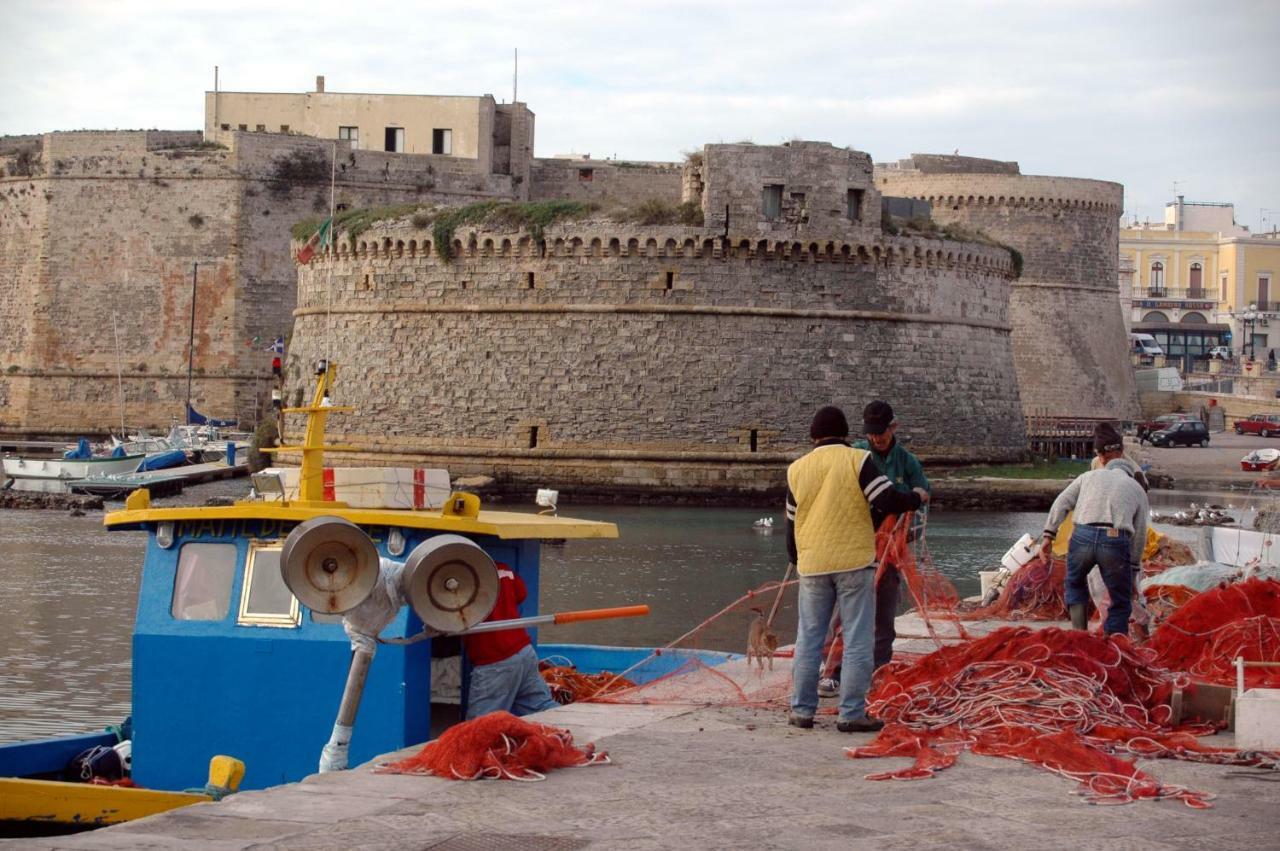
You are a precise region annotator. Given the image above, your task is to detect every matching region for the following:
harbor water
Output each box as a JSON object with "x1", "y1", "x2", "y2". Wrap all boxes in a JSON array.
[{"x1": 0, "y1": 481, "x2": 1230, "y2": 742}]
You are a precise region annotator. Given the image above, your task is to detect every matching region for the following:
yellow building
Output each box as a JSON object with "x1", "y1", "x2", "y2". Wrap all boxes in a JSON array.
[
  {"x1": 1122, "y1": 197, "x2": 1280, "y2": 368},
  {"x1": 203, "y1": 75, "x2": 533, "y2": 172}
]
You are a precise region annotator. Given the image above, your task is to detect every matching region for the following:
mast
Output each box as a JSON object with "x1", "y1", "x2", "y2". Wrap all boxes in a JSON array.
[
  {"x1": 112, "y1": 311, "x2": 126, "y2": 439},
  {"x1": 186, "y1": 262, "x2": 197, "y2": 424}
]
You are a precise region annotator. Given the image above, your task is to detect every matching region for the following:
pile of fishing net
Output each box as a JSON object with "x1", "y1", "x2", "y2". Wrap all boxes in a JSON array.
[
  {"x1": 540, "y1": 664, "x2": 636, "y2": 704},
  {"x1": 375, "y1": 711, "x2": 609, "y2": 781},
  {"x1": 1143, "y1": 536, "x2": 1198, "y2": 576},
  {"x1": 846, "y1": 626, "x2": 1277, "y2": 807},
  {"x1": 1147, "y1": 577, "x2": 1280, "y2": 688},
  {"x1": 960, "y1": 555, "x2": 1066, "y2": 621}
]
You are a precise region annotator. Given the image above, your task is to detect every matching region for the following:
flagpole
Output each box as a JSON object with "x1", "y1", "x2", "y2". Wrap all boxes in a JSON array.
[
  {"x1": 325, "y1": 141, "x2": 336, "y2": 368},
  {"x1": 186, "y1": 262, "x2": 198, "y2": 425}
]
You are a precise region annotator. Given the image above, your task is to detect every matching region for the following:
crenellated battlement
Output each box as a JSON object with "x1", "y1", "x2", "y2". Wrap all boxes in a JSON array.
[{"x1": 302, "y1": 221, "x2": 1016, "y2": 277}]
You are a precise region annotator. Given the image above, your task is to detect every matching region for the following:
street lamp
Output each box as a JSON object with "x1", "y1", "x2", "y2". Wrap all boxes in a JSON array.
[{"x1": 1242, "y1": 303, "x2": 1259, "y2": 360}]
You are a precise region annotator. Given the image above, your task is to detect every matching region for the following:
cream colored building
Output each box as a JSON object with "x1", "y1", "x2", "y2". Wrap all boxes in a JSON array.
[
  {"x1": 204, "y1": 76, "x2": 533, "y2": 176},
  {"x1": 1122, "y1": 197, "x2": 1280, "y2": 367}
]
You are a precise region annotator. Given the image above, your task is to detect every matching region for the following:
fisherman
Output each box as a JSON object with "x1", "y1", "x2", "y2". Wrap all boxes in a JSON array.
[
  {"x1": 463, "y1": 561, "x2": 559, "y2": 719},
  {"x1": 786, "y1": 405, "x2": 928, "y2": 732},
  {"x1": 818, "y1": 400, "x2": 930, "y2": 697},
  {"x1": 1038, "y1": 423, "x2": 1149, "y2": 635}
]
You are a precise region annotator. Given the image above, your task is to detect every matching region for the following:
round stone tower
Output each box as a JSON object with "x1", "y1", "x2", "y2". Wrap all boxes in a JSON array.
[
  {"x1": 876, "y1": 155, "x2": 1137, "y2": 423},
  {"x1": 284, "y1": 143, "x2": 1031, "y2": 499}
]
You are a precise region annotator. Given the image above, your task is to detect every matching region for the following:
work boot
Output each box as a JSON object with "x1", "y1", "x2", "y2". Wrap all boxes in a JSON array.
[
  {"x1": 1069, "y1": 603, "x2": 1089, "y2": 631},
  {"x1": 837, "y1": 717, "x2": 884, "y2": 733},
  {"x1": 787, "y1": 712, "x2": 814, "y2": 729}
]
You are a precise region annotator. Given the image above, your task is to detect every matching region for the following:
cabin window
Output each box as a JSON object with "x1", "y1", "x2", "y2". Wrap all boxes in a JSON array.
[
  {"x1": 171, "y1": 543, "x2": 237, "y2": 621},
  {"x1": 237, "y1": 544, "x2": 301, "y2": 628}
]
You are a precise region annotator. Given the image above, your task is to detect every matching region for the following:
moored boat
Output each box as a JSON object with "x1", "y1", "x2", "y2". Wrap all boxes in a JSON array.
[{"x1": 0, "y1": 361, "x2": 693, "y2": 834}]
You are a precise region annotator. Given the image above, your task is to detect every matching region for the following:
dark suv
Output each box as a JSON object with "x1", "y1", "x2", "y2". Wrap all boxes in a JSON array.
[{"x1": 1149, "y1": 420, "x2": 1210, "y2": 448}]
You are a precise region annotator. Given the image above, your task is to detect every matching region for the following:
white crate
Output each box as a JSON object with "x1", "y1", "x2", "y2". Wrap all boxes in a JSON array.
[
  {"x1": 1236, "y1": 687, "x2": 1280, "y2": 751},
  {"x1": 263, "y1": 467, "x2": 451, "y2": 509}
]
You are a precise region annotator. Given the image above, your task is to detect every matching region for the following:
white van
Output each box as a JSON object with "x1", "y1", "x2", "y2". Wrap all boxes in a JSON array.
[{"x1": 1130, "y1": 333, "x2": 1163, "y2": 357}]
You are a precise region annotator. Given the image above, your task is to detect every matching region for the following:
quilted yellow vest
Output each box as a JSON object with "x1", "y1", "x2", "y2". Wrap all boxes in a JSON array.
[{"x1": 787, "y1": 444, "x2": 876, "y2": 576}]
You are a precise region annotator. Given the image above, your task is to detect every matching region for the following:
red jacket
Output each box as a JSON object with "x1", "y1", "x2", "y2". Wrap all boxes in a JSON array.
[{"x1": 462, "y1": 562, "x2": 532, "y2": 666}]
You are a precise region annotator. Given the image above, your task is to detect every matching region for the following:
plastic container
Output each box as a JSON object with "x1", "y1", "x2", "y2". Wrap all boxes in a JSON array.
[{"x1": 1000, "y1": 533, "x2": 1038, "y2": 573}]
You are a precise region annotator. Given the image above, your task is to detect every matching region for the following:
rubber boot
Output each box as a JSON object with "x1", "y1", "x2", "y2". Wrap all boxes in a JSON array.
[{"x1": 1068, "y1": 603, "x2": 1089, "y2": 631}]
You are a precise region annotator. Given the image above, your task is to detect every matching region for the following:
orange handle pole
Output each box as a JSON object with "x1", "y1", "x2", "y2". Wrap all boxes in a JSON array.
[{"x1": 552, "y1": 605, "x2": 650, "y2": 625}]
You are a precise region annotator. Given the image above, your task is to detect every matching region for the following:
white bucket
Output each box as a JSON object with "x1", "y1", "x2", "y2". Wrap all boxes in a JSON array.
[{"x1": 1000, "y1": 533, "x2": 1038, "y2": 573}]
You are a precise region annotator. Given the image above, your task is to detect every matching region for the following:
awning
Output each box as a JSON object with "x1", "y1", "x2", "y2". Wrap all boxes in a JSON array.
[{"x1": 1132, "y1": 322, "x2": 1230, "y2": 334}]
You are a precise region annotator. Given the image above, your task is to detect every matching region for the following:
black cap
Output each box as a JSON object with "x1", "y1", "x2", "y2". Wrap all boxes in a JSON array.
[
  {"x1": 810, "y1": 406, "x2": 849, "y2": 440},
  {"x1": 863, "y1": 400, "x2": 895, "y2": 435},
  {"x1": 1094, "y1": 422, "x2": 1123, "y2": 455}
]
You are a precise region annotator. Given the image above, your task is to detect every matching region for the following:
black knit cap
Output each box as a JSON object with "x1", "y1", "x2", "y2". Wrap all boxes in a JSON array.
[
  {"x1": 810, "y1": 405, "x2": 849, "y2": 440},
  {"x1": 863, "y1": 400, "x2": 895, "y2": 435},
  {"x1": 1094, "y1": 422, "x2": 1124, "y2": 455}
]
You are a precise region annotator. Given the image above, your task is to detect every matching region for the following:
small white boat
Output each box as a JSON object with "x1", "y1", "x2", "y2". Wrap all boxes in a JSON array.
[
  {"x1": 1241, "y1": 448, "x2": 1280, "y2": 472},
  {"x1": 2, "y1": 451, "x2": 145, "y2": 482},
  {"x1": 1206, "y1": 525, "x2": 1280, "y2": 569}
]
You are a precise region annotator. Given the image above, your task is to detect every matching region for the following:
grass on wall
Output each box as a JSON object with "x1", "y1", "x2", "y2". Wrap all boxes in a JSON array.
[{"x1": 292, "y1": 200, "x2": 600, "y2": 260}]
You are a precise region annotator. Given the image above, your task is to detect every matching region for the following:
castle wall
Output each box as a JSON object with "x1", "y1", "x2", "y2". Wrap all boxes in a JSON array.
[
  {"x1": 528, "y1": 159, "x2": 683, "y2": 208},
  {"x1": 876, "y1": 163, "x2": 1138, "y2": 421},
  {"x1": 284, "y1": 221, "x2": 1025, "y2": 494},
  {"x1": 0, "y1": 130, "x2": 515, "y2": 436}
]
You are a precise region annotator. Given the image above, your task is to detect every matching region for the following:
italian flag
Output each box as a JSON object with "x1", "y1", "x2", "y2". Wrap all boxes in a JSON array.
[{"x1": 296, "y1": 217, "x2": 332, "y2": 264}]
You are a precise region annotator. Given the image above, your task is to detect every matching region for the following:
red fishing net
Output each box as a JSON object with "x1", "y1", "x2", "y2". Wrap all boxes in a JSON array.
[
  {"x1": 540, "y1": 664, "x2": 635, "y2": 704},
  {"x1": 961, "y1": 555, "x2": 1067, "y2": 621},
  {"x1": 375, "y1": 711, "x2": 609, "y2": 781},
  {"x1": 846, "y1": 626, "x2": 1276, "y2": 807},
  {"x1": 1147, "y1": 577, "x2": 1280, "y2": 688}
]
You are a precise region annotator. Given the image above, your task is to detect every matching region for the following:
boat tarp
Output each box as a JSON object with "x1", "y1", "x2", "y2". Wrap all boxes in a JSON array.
[
  {"x1": 134, "y1": 450, "x2": 188, "y2": 472},
  {"x1": 186, "y1": 404, "x2": 236, "y2": 428},
  {"x1": 63, "y1": 439, "x2": 92, "y2": 460}
]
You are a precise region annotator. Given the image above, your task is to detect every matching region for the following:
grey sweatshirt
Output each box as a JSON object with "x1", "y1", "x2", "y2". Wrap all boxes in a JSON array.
[{"x1": 1043, "y1": 458, "x2": 1149, "y2": 566}]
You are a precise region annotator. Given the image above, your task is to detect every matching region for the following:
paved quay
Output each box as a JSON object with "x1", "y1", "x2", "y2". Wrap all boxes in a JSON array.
[{"x1": 11, "y1": 653, "x2": 1277, "y2": 850}]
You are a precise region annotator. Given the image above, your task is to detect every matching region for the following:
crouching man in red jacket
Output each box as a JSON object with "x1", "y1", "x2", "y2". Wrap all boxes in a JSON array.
[{"x1": 463, "y1": 562, "x2": 559, "y2": 719}]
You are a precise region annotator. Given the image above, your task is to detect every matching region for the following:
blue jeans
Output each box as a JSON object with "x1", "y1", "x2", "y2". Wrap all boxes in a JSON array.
[
  {"x1": 791, "y1": 567, "x2": 876, "y2": 722},
  {"x1": 466, "y1": 644, "x2": 559, "y2": 720},
  {"x1": 1066, "y1": 526, "x2": 1135, "y2": 635}
]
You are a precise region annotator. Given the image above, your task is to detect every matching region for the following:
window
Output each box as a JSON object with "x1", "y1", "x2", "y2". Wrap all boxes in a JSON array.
[
  {"x1": 171, "y1": 543, "x2": 237, "y2": 620},
  {"x1": 385, "y1": 127, "x2": 405, "y2": 153},
  {"x1": 578, "y1": 168, "x2": 593, "y2": 182},
  {"x1": 280, "y1": 124, "x2": 290, "y2": 133},
  {"x1": 1261, "y1": 276, "x2": 1273, "y2": 311},
  {"x1": 1142, "y1": 311, "x2": 1169, "y2": 322},
  {"x1": 762, "y1": 184, "x2": 783, "y2": 221},
  {"x1": 527, "y1": 271, "x2": 535, "y2": 289},
  {"x1": 238, "y1": 124, "x2": 248, "y2": 131},
  {"x1": 1182, "y1": 312, "x2": 1208, "y2": 324},
  {"x1": 220, "y1": 123, "x2": 230, "y2": 131},
  {"x1": 847, "y1": 189, "x2": 865, "y2": 222},
  {"x1": 237, "y1": 545, "x2": 300, "y2": 627},
  {"x1": 255, "y1": 124, "x2": 266, "y2": 132},
  {"x1": 338, "y1": 126, "x2": 359, "y2": 149},
  {"x1": 432, "y1": 128, "x2": 452, "y2": 155},
  {"x1": 665, "y1": 271, "x2": 675, "y2": 290},
  {"x1": 1150, "y1": 261, "x2": 1164, "y2": 288},
  {"x1": 1222, "y1": 274, "x2": 1229, "y2": 302},
  {"x1": 1189, "y1": 262, "x2": 1203, "y2": 293},
  {"x1": 528, "y1": 426, "x2": 539, "y2": 449}
]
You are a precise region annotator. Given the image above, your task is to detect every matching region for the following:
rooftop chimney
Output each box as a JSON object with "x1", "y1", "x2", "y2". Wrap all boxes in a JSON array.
[{"x1": 316, "y1": 75, "x2": 325, "y2": 93}]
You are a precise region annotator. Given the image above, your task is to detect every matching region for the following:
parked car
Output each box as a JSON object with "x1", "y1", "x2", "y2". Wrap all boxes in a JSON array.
[
  {"x1": 1235, "y1": 414, "x2": 1280, "y2": 437},
  {"x1": 1208, "y1": 346, "x2": 1233, "y2": 360},
  {"x1": 1149, "y1": 420, "x2": 1211, "y2": 448},
  {"x1": 1136, "y1": 413, "x2": 1198, "y2": 444}
]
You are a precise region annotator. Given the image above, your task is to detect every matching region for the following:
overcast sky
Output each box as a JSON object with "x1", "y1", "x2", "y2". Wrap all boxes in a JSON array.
[{"x1": 3, "y1": 0, "x2": 1277, "y2": 230}]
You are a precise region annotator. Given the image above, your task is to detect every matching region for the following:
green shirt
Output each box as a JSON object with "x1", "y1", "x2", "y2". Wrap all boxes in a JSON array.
[{"x1": 852, "y1": 439, "x2": 930, "y2": 494}]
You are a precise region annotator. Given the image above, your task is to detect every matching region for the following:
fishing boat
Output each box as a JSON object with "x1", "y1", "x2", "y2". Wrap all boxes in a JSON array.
[
  {"x1": 1240, "y1": 447, "x2": 1280, "y2": 472},
  {"x1": 0, "y1": 361, "x2": 719, "y2": 835},
  {"x1": 2, "y1": 446, "x2": 146, "y2": 483}
]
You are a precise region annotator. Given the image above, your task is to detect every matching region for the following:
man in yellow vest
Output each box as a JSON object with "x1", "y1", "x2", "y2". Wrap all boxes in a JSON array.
[{"x1": 786, "y1": 405, "x2": 928, "y2": 732}]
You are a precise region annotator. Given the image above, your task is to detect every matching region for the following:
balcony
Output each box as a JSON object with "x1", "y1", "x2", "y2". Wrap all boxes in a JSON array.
[{"x1": 1133, "y1": 288, "x2": 1217, "y2": 303}]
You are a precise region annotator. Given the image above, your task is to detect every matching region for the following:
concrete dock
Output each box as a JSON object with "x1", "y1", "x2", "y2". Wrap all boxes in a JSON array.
[{"x1": 11, "y1": 631, "x2": 1278, "y2": 851}]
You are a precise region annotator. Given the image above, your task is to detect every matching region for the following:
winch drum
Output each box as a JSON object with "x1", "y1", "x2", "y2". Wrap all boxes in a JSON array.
[
  {"x1": 279, "y1": 516, "x2": 381, "y2": 614},
  {"x1": 401, "y1": 535, "x2": 499, "y2": 633}
]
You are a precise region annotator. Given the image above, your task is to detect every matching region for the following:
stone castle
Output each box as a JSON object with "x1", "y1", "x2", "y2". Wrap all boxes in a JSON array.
[{"x1": 0, "y1": 87, "x2": 1136, "y2": 496}]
